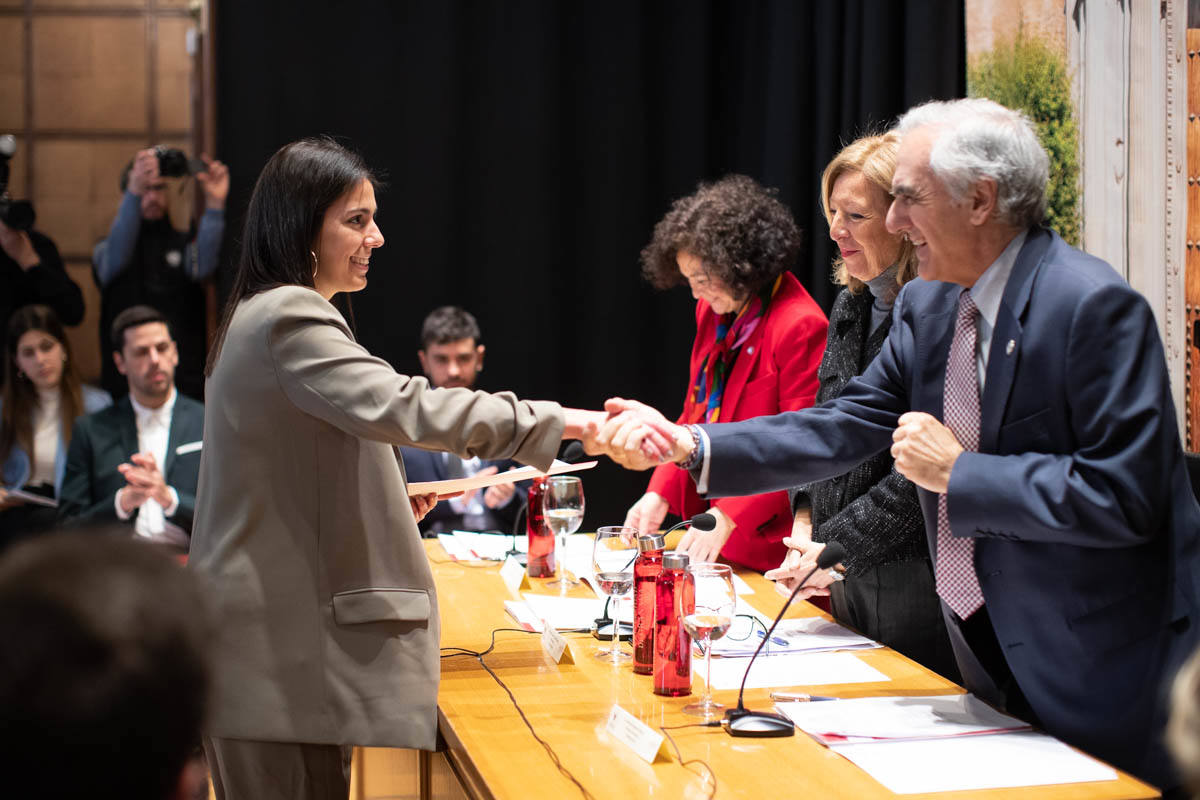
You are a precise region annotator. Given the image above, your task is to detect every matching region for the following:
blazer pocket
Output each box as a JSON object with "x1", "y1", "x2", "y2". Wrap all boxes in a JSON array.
[
  {"x1": 332, "y1": 587, "x2": 431, "y2": 625},
  {"x1": 997, "y1": 408, "x2": 1054, "y2": 452},
  {"x1": 735, "y1": 372, "x2": 780, "y2": 417},
  {"x1": 175, "y1": 441, "x2": 203, "y2": 456}
]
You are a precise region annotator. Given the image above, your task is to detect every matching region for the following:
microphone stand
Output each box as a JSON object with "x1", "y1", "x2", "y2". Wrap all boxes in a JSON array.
[
  {"x1": 722, "y1": 542, "x2": 846, "y2": 737},
  {"x1": 506, "y1": 503, "x2": 527, "y2": 563}
]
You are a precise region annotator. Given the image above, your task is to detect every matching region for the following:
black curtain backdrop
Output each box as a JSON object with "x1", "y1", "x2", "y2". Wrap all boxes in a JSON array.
[{"x1": 216, "y1": 0, "x2": 964, "y2": 530}]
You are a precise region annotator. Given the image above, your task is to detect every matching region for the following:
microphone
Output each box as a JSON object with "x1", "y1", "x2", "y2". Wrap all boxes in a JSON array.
[
  {"x1": 722, "y1": 541, "x2": 847, "y2": 738},
  {"x1": 660, "y1": 511, "x2": 716, "y2": 537},
  {"x1": 593, "y1": 513, "x2": 717, "y2": 639}
]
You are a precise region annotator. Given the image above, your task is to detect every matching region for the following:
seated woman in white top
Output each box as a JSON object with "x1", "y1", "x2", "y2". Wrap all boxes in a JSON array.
[{"x1": 0, "y1": 305, "x2": 110, "y2": 547}]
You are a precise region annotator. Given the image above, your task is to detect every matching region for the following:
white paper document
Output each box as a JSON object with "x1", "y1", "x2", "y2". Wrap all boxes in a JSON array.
[
  {"x1": 697, "y1": 651, "x2": 889, "y2": 690},
  {"x1": 436, "y1": 531, "x2": 524, "y2": 561},
  {"x1": 710, "y1": 615, "x2": 880, "y2": 657},
  {"x1": 509, "y1": 592, "x2": 633, "y2": 631},
  {"x1": 776, "y1": 694, "x2": 1028, "y2": 744},
  {"x1": 832, "y1": 731, "x2": 1117, "y2": 794},
  {"x1": 406, "y1": 458, "x2": 596, "y2": 496},
  {"x1": 557, "y1": 535, "x2": 599, "y2": 585}
]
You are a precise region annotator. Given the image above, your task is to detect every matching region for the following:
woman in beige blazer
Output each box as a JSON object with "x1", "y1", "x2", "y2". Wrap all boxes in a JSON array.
[{"x1": 190, "y1": 137, "x2": 603, "y2": 800}]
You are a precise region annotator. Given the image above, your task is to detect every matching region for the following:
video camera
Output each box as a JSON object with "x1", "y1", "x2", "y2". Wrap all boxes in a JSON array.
[{"x1": 0, "y1": 135, "x2": 35, "y2": 232}]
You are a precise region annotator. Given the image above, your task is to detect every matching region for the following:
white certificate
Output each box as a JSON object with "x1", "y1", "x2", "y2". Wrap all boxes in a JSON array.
[{"x1": 406, "y1": 459, "x2": 596, "y2": 497}]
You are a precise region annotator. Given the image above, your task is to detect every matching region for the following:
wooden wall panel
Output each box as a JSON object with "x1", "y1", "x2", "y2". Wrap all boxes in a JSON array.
[
  {"x1": 32, "y1": 17, "x2": 145, "y2": 130},
  {"x1": 10, "y1": 2, "x2": 203, "y2": 386},
  {"x1": 1187, "y1": 30, "x2": 1200, "y2": 449},
  {"x1": 32, "y1": 137, "x2": 143, "y2": 256},
  {"x1": 156, "y1": 16, "x2": 191, "y2": 132},
  {"x1": 30, "y1": 0, "x2": 143, "y2": 8},
  {"x1": 64, "y1": 259, "x2": 101, "y2": 383},
  {"x1": 0, "y1": 17, "x2": 23, "y2": 132}
]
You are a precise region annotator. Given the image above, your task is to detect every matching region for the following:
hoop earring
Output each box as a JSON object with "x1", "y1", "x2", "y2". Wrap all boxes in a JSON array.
[{"x1": 311, "y1": 250, "x2": 319, "y2": 279}]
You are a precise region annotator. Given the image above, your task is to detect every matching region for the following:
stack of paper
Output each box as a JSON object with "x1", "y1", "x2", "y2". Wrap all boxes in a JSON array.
[
  {"x1": 696, "y1": 650, "x2": 890, "y2": 690},
  {"x1": 436, "y1": 531, "x2": 523, "y2": 562},
  {"x1": 776, "y1": 693, "x2": 1028, "y2": 745},
  {"x1": 709, "y1": 616, "x2": 880, "y2": 657},
  {"x1": 504, "y1": 592, "x2": 632, "y2": 632},
  {"x1": 776, "y1": 695, "x2": 1117, "y2": 793}
]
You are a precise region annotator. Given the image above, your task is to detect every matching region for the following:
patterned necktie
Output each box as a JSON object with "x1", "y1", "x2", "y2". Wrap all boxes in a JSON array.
[{"x1": 936, "y1": 289, "x2": 985, "y2": 619}]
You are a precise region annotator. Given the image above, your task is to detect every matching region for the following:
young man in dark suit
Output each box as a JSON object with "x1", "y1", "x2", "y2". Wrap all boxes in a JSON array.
[
  {"x1": 399, "y1": 306, "x2": 525, "y2": 534},
  {"x1": 58, "y1": 305, "x2": 204, "y2": 547}
]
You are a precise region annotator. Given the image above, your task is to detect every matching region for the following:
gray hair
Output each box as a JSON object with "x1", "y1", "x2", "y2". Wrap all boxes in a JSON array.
[{"x1": 897, "y1": 98, "x2": 1049, "y2": 229}]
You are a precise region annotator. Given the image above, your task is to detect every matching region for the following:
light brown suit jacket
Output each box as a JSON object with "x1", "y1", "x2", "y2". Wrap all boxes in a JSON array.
[{"x1": 190, "y1": 286, "x2": 563, "y2": 748}]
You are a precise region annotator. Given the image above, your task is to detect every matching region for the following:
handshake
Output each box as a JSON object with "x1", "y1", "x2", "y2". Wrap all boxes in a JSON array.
[{"x1": 573, "y1": 398, "x2": 694, "y2": 471}]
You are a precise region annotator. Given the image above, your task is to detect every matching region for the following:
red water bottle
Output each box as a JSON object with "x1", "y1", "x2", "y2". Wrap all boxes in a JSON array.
[
  {"x1": 525, "y1": 476, "x2": 555, "y2": 577},
  {"x1": 633, "y1": 533, "x2": 666, "y2": 675},
  {"x1": 653, "y1": 552, "x2": 694, "y2": 696}
]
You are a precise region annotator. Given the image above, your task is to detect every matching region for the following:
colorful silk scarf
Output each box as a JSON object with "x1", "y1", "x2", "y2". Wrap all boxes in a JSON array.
[{"x1": 683, "y1": 274, "x2": 783, "y2": 424}]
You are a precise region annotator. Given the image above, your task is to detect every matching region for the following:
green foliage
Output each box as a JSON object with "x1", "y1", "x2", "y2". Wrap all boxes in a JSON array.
[{"x1": 968, "y1": 29, "x2": 1080, "y2": 245}]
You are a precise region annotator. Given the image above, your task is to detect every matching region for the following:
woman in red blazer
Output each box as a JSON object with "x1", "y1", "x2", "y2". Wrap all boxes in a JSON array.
[{"x1": 624, "y1": 175, "x2": 827, "y2": 572}]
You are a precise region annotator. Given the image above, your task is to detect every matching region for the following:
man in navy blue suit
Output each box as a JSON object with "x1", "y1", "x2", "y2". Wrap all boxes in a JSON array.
[
  {"x1": 399, "y1": 306, "x2": 526, "y2": 534},
  {"x1": 595, "y1": 98, "x2": 1200, "y2": 790}
]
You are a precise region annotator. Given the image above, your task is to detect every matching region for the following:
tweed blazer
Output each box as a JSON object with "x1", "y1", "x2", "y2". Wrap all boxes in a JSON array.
[
  {"x1": 189, "y1": 286, "x2": 564, "y2": 749},
  {"x1": 789, "y1": 287, "x2": 926, "y2": 576}
]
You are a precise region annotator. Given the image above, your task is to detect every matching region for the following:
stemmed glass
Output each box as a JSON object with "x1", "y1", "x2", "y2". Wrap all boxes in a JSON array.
[
  {"x1": 591, "y1": 526, "x2": 638, "y2": 663},
  {"x1": 682, "y1": 563, "x2": 736, "y2": 718},
  {"x1": 543, "y1": 475, "x2": 584, "y2": 590}
]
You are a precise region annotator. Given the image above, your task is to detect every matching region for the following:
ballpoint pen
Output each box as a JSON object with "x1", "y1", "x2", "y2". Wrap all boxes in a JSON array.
[
  {"x1": 769, "y1": 691, "x2": 837, "y2": 702},
  {"x1": 754, "y1": 629, "x2": 789, "y2": 647}
]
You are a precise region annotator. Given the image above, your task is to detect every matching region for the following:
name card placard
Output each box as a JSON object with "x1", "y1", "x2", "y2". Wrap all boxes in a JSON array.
[
  {"x1": 604, "y1": 704, "x2": 666, "y2": 763},
  {"x1": 500, "y1": 556, "x2": 531, "y2": 594},
  {"x1": 541, "y1": 621, "x2": 574, "y2": 665}
]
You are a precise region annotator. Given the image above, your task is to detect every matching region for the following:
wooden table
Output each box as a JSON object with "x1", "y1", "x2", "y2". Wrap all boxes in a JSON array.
[{"x1": 356, "y1": 540, "x2": 1159, "y2": 800}]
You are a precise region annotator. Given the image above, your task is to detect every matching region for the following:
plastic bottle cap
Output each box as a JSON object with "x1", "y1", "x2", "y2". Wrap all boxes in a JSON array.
[
  {"x1": 636, "y1": 533, "x2": 667, "y2": 552},
  {"x1": 662, "y1": 551, "x2": 690, "y2": 570}
]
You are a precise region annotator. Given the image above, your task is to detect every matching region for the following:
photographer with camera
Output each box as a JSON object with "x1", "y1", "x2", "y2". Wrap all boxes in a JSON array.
[
  {"x1": 0, "y1": 135, "x2": 84, "y2": 370},
  {"x1": 93, "y1": 146, "x2": 229, "y2": 400}
]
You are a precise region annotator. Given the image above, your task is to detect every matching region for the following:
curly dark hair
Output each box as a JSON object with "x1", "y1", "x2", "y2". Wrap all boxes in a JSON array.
[{"x1": 640, "y1": 174, "x2": 802, "y2": 299}]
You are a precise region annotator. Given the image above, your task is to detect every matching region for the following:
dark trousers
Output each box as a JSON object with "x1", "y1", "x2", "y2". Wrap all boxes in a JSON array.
[
  {"x1": 204, "y1": 737, "x2": 353, "y2": 800},
  {"x1": 831, "y1": 557, "x2": 960, "y2": 683}
]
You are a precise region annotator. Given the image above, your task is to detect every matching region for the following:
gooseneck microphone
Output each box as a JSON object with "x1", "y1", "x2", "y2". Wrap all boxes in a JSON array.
[
  {"x1": 594, "y1": 512, "x2": 719, "y2": 639},
  {"x1": 722, "y1": 541, "x2": 847, "y2": 738}
]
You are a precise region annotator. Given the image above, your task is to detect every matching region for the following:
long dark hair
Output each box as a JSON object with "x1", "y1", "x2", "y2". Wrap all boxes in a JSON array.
[
  {"x1": 1, "y1": 305, "x2": 85, "y2": 470},
  {"x1": 206, "y1": 136, "x2": 376, "y2": 375}
]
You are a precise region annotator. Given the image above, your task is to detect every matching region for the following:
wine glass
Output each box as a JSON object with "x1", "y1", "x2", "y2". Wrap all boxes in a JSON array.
[
  {"x1": 682, "y1": 562, "x2": 736, "y2": 718},
  {"x1": 543, "y1": 475, "x2": 584, "y2": 590},
  {"x1": 591, "y1": 526, "x2": 638, "y2": 663}
]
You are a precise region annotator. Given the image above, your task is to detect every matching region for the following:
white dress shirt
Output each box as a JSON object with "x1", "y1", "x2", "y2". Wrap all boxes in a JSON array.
[
  {"x1": 29, "y1": 388, "x2": 60, "y2": 487},
  {"x1": 114, "y1": 388, "x2": 187, "y2": 547}
]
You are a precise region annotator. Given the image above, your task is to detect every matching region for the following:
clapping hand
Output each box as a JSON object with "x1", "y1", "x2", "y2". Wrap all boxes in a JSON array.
[{"x1": 117, "y1": 452, "x2": 173, "y2": 512}]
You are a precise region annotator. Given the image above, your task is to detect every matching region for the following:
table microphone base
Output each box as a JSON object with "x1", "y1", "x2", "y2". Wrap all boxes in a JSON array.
[{"x1": 721, "y1": 707, "x2": 795, "y2": 738}]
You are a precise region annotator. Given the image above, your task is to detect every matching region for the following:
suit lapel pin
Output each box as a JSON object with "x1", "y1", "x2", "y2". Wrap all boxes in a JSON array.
[{"x1": 1005, "y1": 339, "x2": 1015, "y2": 356}]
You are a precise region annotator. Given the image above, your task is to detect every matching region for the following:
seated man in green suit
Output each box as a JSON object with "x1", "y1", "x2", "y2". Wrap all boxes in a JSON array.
[{"x1": 59, "y1": 305, "x2": 203, "y2": 547}]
